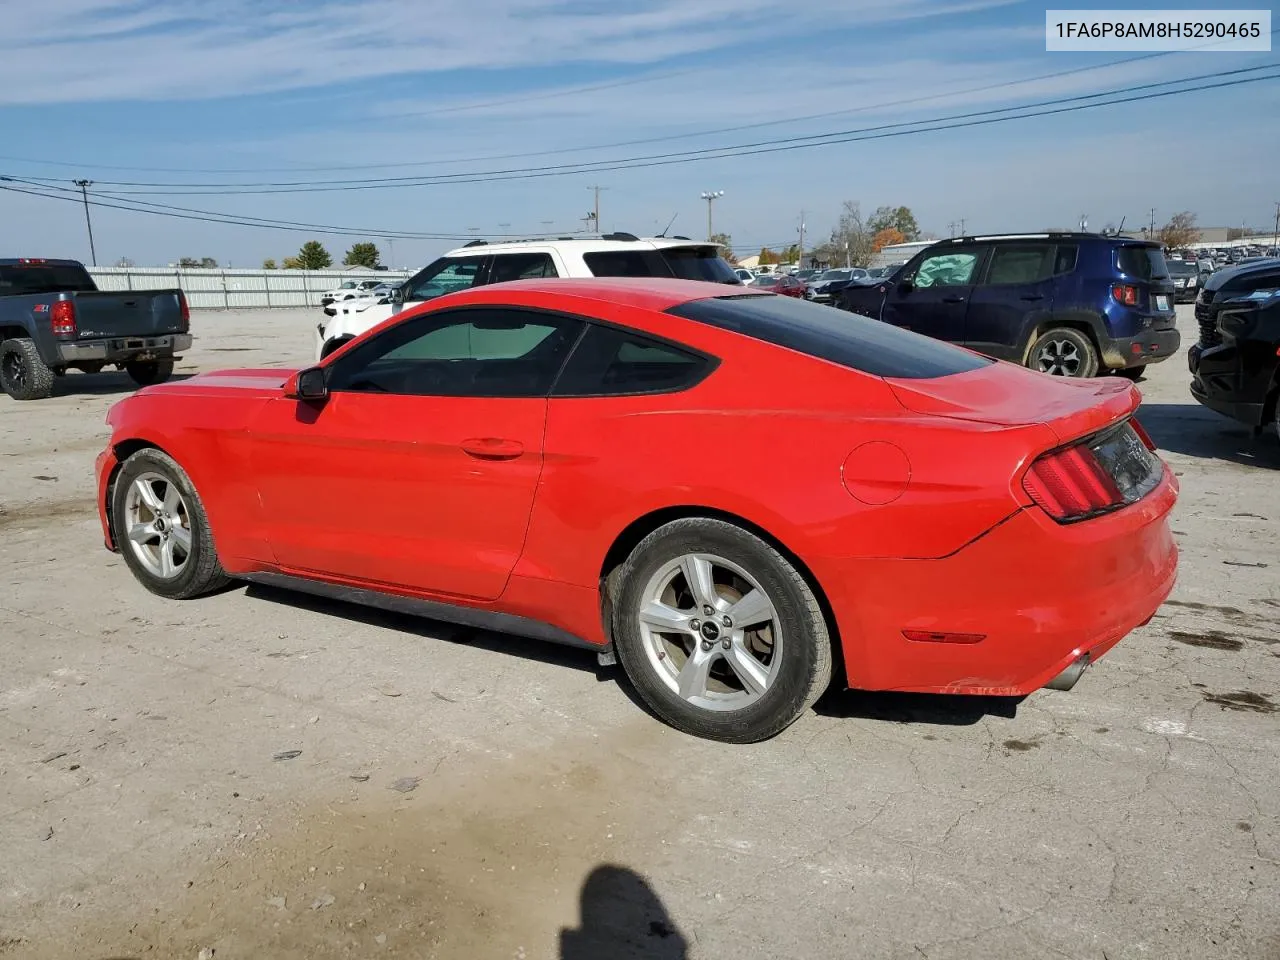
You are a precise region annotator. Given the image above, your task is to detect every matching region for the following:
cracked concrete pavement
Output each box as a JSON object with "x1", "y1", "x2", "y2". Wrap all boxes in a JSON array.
[{"x1": 1, "y1": 305, "x2": 1277, "y2": 959}]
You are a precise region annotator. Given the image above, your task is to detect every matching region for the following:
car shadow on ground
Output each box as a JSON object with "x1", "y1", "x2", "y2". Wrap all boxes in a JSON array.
[
  {"x1": 50, "y1": 371, "x2": 194, "y2": 398},
  {"x1": 814, "y1": 686, "x2": 1021, "y2": 726},
  {"x1": 240, "y1": 582, "x2": 657, "y2": 716},
  {"x1": 1138, "y1": 401, "x2": 1280, "y2": 470}
]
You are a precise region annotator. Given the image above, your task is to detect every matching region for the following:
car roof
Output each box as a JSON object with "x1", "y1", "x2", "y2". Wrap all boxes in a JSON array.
[
  {"x1": 929, "y1": 233, "x2": 1159, "y2": 249},
  {"x1": 441, "y1": 236, "x2": 721, "y2": 257},
  {"x1": 439, "y1": 276, "x2": 765, "y2": 312}
]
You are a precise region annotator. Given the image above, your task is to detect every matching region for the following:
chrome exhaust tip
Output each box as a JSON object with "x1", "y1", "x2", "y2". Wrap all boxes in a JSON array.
[{"x1": 1045, "y1": 654, "x2": 1090, "y2": 692}]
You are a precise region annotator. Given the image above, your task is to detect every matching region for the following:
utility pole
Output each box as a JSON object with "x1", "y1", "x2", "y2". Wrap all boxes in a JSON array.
[
  {"x1": 385, "y1": 237, "x2": 395, "y2": 271},
  {"x1": 73, "y1": 179, "x2": 97, "y2": 266},
  {"x1": 1272, "y1": 202, "x2": 1279, "y2": 251},
  {"x1": 798, "y1": 210, "x2": 805, "y2": 268},
  {"x1": 586, "y1": 185, "x2": 606, "y2": 233},
  {"x1": 1149, "y1": 207, "x2": 1156, "y2": 238},
  {"x1": 700, "y1": 191, "x2": 724, "y2": 241},
  {"x1": 958, "y1": 218, "x2": 966, "y2": 236}
]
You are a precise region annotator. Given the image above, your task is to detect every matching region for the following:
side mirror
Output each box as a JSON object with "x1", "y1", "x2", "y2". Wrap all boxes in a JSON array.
[
  {"x1": 898, "y1": 278, "x2": 915, "y2": 293},
  {"x1": 286, "y1": 366, "x2": 328, "y2": 401},
  {"x1": 389, "y1": 287, "x2": 405, "y2": 303}
]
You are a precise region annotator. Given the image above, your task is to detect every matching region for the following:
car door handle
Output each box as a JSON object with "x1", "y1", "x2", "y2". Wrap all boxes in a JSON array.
[
  {"x1": 941, "y1": 295, "x2": 966, "y2": 303},
  {"x1": 461, "y1": 438, "x2": 524, "y2": 460},
  {"x1": 1020, "y1": 294, "x2": 1045, "y2": 301}
]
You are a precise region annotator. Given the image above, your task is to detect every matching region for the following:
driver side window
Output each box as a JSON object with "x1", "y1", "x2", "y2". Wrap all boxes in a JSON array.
[
  {"x1": 912, "y1": 251, "x2": 981, "y2": 289},
  {"x1": 326, "y1": 309, "x2": 584, "y2": 398},
  {"x1": 404, "y1": 256, "x2": 487, "y2": 303}
]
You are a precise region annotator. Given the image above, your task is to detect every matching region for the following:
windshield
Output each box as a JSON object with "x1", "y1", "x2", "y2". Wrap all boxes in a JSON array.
[
  {"x1": 818, "y1": 270, "x2": 851, "y2": 282},
  {"x1": 1166, "y1": 261, "x2": 1196, "y2": 276},
  {"x1": 0, "y1": 263, "x2": 97, "y2": 296},
  {"x1": 661, "y1": 247, "x2": 740, "y2": 284}
]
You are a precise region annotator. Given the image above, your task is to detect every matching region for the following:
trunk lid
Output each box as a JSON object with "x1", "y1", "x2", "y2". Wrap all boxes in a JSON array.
[
  {"x1": 885, "y1": 360, "x2": 1140, "y2": 444},
  {"x1": 69, "y1": 290, "x2": 187, "y2": 340}
]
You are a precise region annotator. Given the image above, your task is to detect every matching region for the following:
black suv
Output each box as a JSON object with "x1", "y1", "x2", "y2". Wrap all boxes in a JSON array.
[
  {"x1": 836, "y1": 234, "x2": 1180, "y2": 378},
  {"x1": 1189, "y1": 258, "x2": 1280, "y2": 438}
]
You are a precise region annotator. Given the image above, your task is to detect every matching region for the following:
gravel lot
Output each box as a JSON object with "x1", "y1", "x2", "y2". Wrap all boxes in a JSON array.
[{"x1": 1, "y1": 305, "x2": 1277, "y2": 960}]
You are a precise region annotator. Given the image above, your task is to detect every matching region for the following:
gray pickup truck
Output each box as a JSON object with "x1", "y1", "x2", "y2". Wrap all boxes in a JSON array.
[{"x1": 0, "y1": 258, "x2": 192, "y2": 401}]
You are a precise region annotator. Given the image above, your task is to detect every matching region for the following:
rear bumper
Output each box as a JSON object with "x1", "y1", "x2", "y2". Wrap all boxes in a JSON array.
[
  {"x1": 1101, "y1": 325, "x2": 1180, "y2": 370},
  {"x1": 95, "y1": 446, "x2": 120, "y2": 551},
  {"x1": 827, "y1": 469, "x2": 1179, "y2": 696},
  {"x1": 58, "y1": 333, "x2": 192, "y2": 365}
]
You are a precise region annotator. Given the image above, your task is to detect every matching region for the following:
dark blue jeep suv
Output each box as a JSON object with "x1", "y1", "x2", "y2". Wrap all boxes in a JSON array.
[{"x1": 837, "y1": 234, "x2": 1180, "y2": 378}]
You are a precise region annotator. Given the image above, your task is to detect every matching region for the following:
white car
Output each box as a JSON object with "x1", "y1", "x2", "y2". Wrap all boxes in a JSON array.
[
  {"x1": 315, "y1": 234, "x2": 740, "y2": 360},
  {"x1": 733, "y1": 267, "x2": 755, "y2": 285},
  {"x1": 319, "y1": 278, "x2": 383, "y2": 307}
]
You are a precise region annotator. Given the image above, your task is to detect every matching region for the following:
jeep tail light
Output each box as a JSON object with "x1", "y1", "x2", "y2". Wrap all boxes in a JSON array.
[
  {"x1": 50, "y1": 300, "x2": 77, "y2": 338},
  {"x1": 1111, "y1": 284, "x2": 1138, "y2": 307}
]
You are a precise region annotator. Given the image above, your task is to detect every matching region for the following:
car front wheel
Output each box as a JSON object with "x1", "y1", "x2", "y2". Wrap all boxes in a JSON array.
[
  {"x1": 111, "y1": 448, "x2": 230, "y2": 600},
  {"x1": 612, "y1": 518, "x2": 833, "y2": 743}
]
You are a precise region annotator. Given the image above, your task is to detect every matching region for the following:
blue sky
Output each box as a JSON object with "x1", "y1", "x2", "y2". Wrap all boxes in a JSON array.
[{"x1": 2, "y1": 0, "x2": 1278, "y2": 268}]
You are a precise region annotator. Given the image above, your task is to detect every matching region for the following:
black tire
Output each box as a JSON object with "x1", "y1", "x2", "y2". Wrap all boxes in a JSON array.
[
  {"x1": 0, "y1": 338, "x2": 57, "y2": 401},
  {"x1": 1026, "y1": 327, "x2": 1099, "y2": 378},
  {"x1": 320, "y1": 336, "x2": 353, "y2": 359},
  {"x1": 125, "y1": 360, "x2": 175, "y2": 387},
  {"x1": 611, "y1": 518, "x2": 833, "y2": 743},
  {"x1": 110, "y1": 448, "x2": 230, "y2": 600},
  {"x1": 1117, "y1": 365, "x2": 1146, "y2": 381}
]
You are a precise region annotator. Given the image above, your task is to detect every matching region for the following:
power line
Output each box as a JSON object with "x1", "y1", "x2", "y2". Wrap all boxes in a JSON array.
[
  {"x1": 20, "y1": 65, "x2": 1277, "y2": 197},
  {"x1": 0, "y1": 35, "x2": 1267, "y2": 177}
]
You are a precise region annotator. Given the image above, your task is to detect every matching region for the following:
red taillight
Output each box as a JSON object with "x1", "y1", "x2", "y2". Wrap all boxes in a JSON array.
[
  {"x1": 1023, "y1": 443, "x2": 1122, "y2": 520},
  {"x1": 1129, "y1": 418, "x2": 1156, "y2": 451},
  {"x1": 50, "y1": 300, "x2": 77, "y2": 338},
  {"x1": 1112, "y1": 283, "x2": 1138, "y2": 306},
  {"x1": 178, "y1": 291, "x2": 190, "y2": 328}
]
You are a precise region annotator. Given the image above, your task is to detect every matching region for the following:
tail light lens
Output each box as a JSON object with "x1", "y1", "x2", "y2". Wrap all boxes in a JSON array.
[
  {"x1": 1112, "y1": 284, "x2": 1139, "y2": 307},
  {"x1": 1023, "y1": 420, "x2": 1163, "y2": 522},
  {"x1": 178, "y1": 291, "x2": 190, "y2": 329},
  {"x1": 50, "y1": 300, "x2": 77, "y2": 338}
]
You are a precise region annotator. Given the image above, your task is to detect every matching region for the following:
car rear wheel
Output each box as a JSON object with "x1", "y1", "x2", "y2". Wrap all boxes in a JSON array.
[
  {"x1": 111, "y1": 448, "x2": 230, "y2": 600},
  {"x1": 611, "y1": 518, "x2": 833, "y2": 743},
  {"x1": 125, "y1": 360, "x2": 175, "y2": 387},
  {"x1": 0, "y1": 338, "x2": 56, "y2": 401},
  {"x1": 1028, "y1": 328, "x2": 1099, "y2": 378}
]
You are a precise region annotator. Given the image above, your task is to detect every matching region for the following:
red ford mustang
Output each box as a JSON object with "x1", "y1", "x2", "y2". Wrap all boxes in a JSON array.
[{"x1": 96, "y1": 278, "x2": 1178, "y2": 742}]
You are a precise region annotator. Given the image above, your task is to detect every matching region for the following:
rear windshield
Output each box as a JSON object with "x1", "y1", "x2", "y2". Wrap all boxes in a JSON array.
[
  {"x1": 668, "y1": 294, "x2": 992, "y2": 379},
  {"x1": 1116, "y1": 245, "x2": 1169, "y2": 280},
  {"x1": 1166, "y1": 261, "x2": 1197, "y2": 276},
  {"x1": 0, "y1": 263, "x2": 96, "y2": 296},
  {"x1": 584, "y1": 247, "x2": 740, "y2": 284}
]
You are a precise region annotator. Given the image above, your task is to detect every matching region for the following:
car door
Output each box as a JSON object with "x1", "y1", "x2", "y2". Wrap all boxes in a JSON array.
[
  {"x1": 963, "y1": 242, "x2": 1057, "y2": 361},
  {"x1": 880, "y1": 247, "x2": 987, "y2": 345},
  {"x1": 247, "y1": 307, "x2": 584, "y2": 601}
]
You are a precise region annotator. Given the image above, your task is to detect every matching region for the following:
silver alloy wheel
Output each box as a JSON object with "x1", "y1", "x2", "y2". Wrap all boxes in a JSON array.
[
  {"x1": 1035, "y1": 338, "x2": 1082, "y2": 376},
  {"x1": 636, "y1": 553, "x2": 783, "y2": 712},
  {"x1": 123, "y1": 472, "x2": 192, "y2": 579}
]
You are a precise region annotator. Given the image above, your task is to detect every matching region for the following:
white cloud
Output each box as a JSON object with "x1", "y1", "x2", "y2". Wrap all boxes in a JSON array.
[{"x1": 0, "y1": 0, "x2": 1020, "y2": 103}]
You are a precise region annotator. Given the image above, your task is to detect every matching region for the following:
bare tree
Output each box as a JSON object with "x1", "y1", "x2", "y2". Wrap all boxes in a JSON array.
[
  {"x1": 1158, "y1": 211, "x2": 1201, "y2": 249},
  {"x1": 811, "y1": 200, "x2": 874, "y2": 268}
]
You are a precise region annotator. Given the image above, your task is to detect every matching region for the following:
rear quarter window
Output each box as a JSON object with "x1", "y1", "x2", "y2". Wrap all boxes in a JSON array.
[
  {"x1": 1115, "y1": 245, "x2": 1169, "y2": 280},
  {"x1": 668, "y1": 294, "x2": 991, "y2": 379}
]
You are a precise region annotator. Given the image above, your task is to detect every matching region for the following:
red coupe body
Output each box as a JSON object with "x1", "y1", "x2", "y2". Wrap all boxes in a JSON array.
[{"x1": 96, "y1": 279, "x2": 1177, "y2": 697}]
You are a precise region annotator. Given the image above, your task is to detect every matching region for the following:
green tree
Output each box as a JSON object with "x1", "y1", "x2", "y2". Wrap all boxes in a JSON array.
[
  {"x1": 709, "y1": 232, "x2": 735, "y2": 263},
  {"x1": 343, "y1": 242, "x2": 381, "y2": 269},
  {"x1": 296, "y1": 241, "x2": 333, "y2": 270},
  {"x1": 867, "y1": 206, "x2": 920, "y2": 242},
  {"x1": 262, "y1": 258, "x2": 278, "y2": 270},
  {"x1": 781, "y1": 244, "x2": 801, "y2": 264},
  {"x1": 757, "y1": 247, "x2": 780, "y2": 265},
  {"x1": 178, "y1": 256, "x2": 217, "y2": 268},
  {"x1": 282, "y1": 256, "x2": 303, "y2": 269}
]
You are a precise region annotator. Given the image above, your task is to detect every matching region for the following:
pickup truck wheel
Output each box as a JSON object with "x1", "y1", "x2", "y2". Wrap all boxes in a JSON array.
[
  {"x1": 126, "y1": 360, "x2": 175, "y2": 387},
  {"x1": 0, "y1": 338, "x2": 56, "y2": 401},
  {"x1": 1027, "y1": 328, "x2": 1099, "y2": 378},
  {"x1": 111, "y1": 448, "x2": 230, "y2": 600}
]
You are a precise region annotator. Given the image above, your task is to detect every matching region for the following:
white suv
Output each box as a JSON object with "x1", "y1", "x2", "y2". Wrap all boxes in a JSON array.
[
  {"x1": 319, "y1": 277, "x2": 383, "y2": 307},
  {"x1": 314, "y1": 234, "x2": 739, "y2": 360}
]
